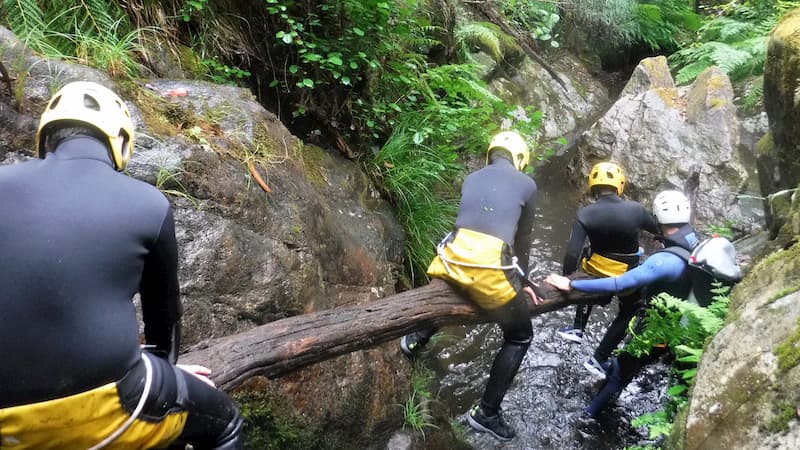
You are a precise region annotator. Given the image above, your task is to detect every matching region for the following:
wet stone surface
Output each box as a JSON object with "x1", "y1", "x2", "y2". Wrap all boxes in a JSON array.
[{"x1": 422, "y1": 305, "x2": 671, "y2": 450}]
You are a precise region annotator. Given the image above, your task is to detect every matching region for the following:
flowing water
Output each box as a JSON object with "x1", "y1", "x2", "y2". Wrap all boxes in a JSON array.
[{"x1": 419, "y1": 154, "x2": 671, "y2": 450}]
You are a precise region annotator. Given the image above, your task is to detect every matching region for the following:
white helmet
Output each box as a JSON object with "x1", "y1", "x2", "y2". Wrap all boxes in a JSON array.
[{"x1": 653, "y1": 190, "x2": 691, "y2": 225}]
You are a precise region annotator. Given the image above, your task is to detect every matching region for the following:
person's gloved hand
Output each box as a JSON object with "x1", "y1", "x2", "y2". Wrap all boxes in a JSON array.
[{"x1": 177, "y1": 364, "x2": 215, "y2": 388}]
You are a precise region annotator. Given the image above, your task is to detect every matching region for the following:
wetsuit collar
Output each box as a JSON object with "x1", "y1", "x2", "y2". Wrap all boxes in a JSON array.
[
  {"x1": 595, "y1": 193, "x2": 621, "y2": 203},
  {"x1": 489, "y1": 157, "x2": 515, "y2": 169},
  {"x1": 48, "y1": 136, "x2": 114, "y2": 168},
  {"x1": 660, "y1": 224, "x2": 700, "y2": 251}
]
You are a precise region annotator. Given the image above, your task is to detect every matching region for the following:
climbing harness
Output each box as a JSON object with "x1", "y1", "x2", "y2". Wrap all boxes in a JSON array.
[
  {"x1": 427, "y1": 229, "x2": 524, "y2": 309},
  {"x1": 89, "y1": 352, "x2": 154, "y2": 450}
]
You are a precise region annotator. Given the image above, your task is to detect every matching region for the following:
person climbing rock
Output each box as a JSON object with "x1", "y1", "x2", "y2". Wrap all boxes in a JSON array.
[
  {"x1": 547, "y1": 190, "x2": 700, "y2": 418},
  {"x1": 0, "y1": 81, "x2": 243, "y2": 449},
  {"x1": 555, "y1": 162, "x2": 659, "y2": 377},
  {"x1": 400, "y1": 130, "x2": 543, "y2": 441}
]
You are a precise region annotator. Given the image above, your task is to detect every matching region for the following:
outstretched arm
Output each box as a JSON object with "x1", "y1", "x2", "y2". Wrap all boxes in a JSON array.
[{"x1": 547, "y1": 252, "x2": 686, "y2": 294}]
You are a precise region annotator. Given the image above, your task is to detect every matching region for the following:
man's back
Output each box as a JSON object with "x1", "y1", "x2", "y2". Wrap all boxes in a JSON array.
[
  {"x1": 575, "y1": 194, "x2": 657, "y2": 255},
  {"x1": 455, "y1": 158, "x2": 537, "y2": 247},
  {"x1": 0, "y1": 138, "x2": 174, "y2": 407}
]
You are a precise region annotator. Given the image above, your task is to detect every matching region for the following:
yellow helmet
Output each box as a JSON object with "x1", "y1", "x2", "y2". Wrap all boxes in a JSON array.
[
  {"x1": 589, "y1": 161, "x2": 626, "y2": 195},
  {"x1": 486, "y1": 131, "x2": 529, "y2": 171},
  {"x1": 36, "y1": 81, "x2": 134, "y2": 171}
]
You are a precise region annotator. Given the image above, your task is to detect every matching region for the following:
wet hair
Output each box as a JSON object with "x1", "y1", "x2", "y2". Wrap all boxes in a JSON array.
[{"x1": 41, "y1": 123, "x2": 110, "y2": 155}]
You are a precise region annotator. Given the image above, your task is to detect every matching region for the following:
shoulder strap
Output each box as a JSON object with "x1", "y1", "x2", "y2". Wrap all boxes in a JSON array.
[{"x1": 658, "y1": 246, "x2": 691, "y2": 261}]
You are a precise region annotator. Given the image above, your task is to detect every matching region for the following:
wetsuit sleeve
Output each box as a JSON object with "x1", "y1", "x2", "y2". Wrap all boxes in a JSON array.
[
  {"x1": 642, "y1": 207, "x2": 660, "y2": 235},
  {"x1": 570, "y1": 252, "x2": 685, "y2": 294},
  {"x1": 140, "y1": 206, "x2": 183, "y2": 364},
  {"x1": 562, "y1": 220, "x2": 587, "y2": 275},
  {"x1": 513, "y1": 189, "x2": 537, "y2": 272}
]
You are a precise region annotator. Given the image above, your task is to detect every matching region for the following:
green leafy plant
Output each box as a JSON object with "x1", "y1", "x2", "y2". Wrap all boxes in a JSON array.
[
  {"x1": 497, "y1": 0, "x2": 561, "y2": 47},
  {"x1": 564, "y1": 0, "x2": 700, "y2": 52},
  {"x1": 455, "y1": 21, "x2": 521, "y2": 62},
  {"x1": 401, "y1": 391, "x2": 438, "y2": 438},
  {"x1": 2, "y1": 0, "x2": 147, "y2": 78},
  {"x1": 200, "y1": 58, "x2": 251, "y2": 85},
  {"x1": 669, "y1": 1, "x2": 798, "y2": 86},
  {"x1": 400, "y1": 364, "x2": 439, "y2": 438},
  {"x1": 623, "y1": 284, "x2": 732, "y2": 442}
]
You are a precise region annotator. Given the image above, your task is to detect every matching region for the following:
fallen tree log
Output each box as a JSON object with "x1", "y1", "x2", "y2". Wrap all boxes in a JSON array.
[{"x1": 181, "y1": 277, "x2": 607, "y2": 390}]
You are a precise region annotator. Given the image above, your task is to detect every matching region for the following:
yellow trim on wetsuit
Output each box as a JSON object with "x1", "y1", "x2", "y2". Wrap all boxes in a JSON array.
[
  {"x1": 581, "y1": 253, "x2": 630, "y2": 278},
  {"x1": 427, "y1": 228, "x2": 519, "y2": 310},
  {"x1": 0, "y1": 382, "x2": 187, "y2": 449}
]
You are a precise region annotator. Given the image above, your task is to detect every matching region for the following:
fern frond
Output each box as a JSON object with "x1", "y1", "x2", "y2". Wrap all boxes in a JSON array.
[
  {"x1": 740, "y1": 76, "x2": 763, "y2": 113},
  {"x1": 703, "y1": 41, "x2": 751, "y2": 74},
  {"x1": 75, "y1": 0, "x2": 119, "y2": 37},
  {"x1": 674, "y1": 60, "x2": 713, "y2": 85},
  {"x1": 4, "y1": 0, "x2": 47, "y2": 43},
  {"x1": 701, "y1": 16, "x2": 755, "y2": 43},
  {"x1": 455, "y1": 21, "x2": 518, "y2": 62}
]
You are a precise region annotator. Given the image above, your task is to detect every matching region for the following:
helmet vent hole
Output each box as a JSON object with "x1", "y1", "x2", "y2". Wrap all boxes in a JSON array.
[
  {"x1": 83, "y1": 94, "x2": 101, "y2": 111},
  {"x1": 49, "y1": 95, "x2": 62, "y2": 110},
  {"x1": 606, "y1": 171, "x2": 613, "y2": 178}
]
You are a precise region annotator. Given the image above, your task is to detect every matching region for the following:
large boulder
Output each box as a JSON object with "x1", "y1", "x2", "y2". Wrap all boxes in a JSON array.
[
  {"x1": 760, "y1": 9, "x2": 800, "y2": 236},
  {"x1": 573, "y1": 56, "x2": 756, "y2": 234},
  {"x1": 489, "y1": 53, "x2": 609, "y2": 146},
  {"x1": 671, "y1": 234, "x2": 800, "y2": 449}
]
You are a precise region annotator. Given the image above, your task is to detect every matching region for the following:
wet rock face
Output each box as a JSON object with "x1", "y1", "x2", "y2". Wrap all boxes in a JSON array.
[
  {"x1": 488, "y1": 52, "x2": 610, "y2": 146},
  {"x1": 573, "y1": 56, "x2": 758, "y2": 235},
  {"x1": 761, "y1": 9, "x2": 800, "y2": 235},
  {"x1": 676, "y1": 238, "x2": 800, "y2": 450}
]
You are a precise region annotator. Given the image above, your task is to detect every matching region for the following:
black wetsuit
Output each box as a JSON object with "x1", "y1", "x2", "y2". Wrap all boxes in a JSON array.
[
  {"x1": 0, "y1": 137, "x2": 241, "y2": 448},
  {"x1": 457, "y1": 157, "x2": 537, "y2": 414},
  {"x1": 563, "y1": 193, "x2": 658, "y2": 362}
]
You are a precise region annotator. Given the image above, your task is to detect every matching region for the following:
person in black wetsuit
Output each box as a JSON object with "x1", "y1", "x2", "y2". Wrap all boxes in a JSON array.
[
  {"x1": 0, "y1": 81, "x2": 242, "y2": 449},
  {"x1": 555, "y1": 162, "x2": 659, "y2": 377},
  {"x1": 399, "y1": 131, "x2": 542, "y2": 441},
  {"x1": 547, "y1": 190, "x2": 702, "y2": 418}
]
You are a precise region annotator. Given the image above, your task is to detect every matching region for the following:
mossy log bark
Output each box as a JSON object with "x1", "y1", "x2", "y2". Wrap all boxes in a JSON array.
[{"x1": 181, "y1": 278, "x2": 606, "y2": 391}]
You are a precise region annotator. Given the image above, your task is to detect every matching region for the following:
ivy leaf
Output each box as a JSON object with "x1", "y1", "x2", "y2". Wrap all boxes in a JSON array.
[
  {"x1": 353, "y1": 27, "x2": 365, "y2": 36},
  {"x1": 302, "y1": 78, "x2": 314, "y2": 88},
  {"x1": 328, "y1": 55, "x2": 343, "y2": 66},
  {"x1": 289, "y1": 65, "x2": 299, "y2": 74},
  {"x1": 342, "y1": 76, "x2": 351, "y2": 85}
]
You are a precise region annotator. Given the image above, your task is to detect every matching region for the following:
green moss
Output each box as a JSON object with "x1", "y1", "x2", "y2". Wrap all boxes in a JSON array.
[
  {"x1": 231, "y1": 389, "x2": 319, "y2": 450},
  {"x1": 757, "y1": 131, "x2": 774, "y2": 157},
  {"x1": 710, "y1": 97, "x2": 726, "y2": 108},
  {"x1": 299, "y1": 144, "x2": 331, "y2": 187},
  {"x1": 177, "y1": 44, "x2": 205, "y2": 77},
  {"x1": 775, "y1": 318, "x2": 800, "y2": 373},
  {"x1": 766, "y1": 282, "x2": 800, "y2": 304},
  {"x1": 754, "y1": 240, "x2": 800, "y2": 271},
  {"x1": 764, "y1": 401, "x2": 797, "y2": 433},
  {"x1": 706, "y1": 74, "x2": 728, "y2": 91},
  {"x1": 656, "y1": 88, "x2": 680, "y2": 108}
]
